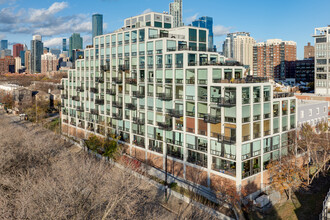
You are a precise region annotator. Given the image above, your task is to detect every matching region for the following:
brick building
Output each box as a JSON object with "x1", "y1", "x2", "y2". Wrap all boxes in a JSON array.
[
  {"x1": 304, "y1": 42, "x2": 314, "y2": 59},
  {"x1": 253, "y1": 39, "x2": 296, "y2": 79},
  {"x1": 41, "y1": 53, "x2": 58, "y2": 74},
  {"x1": 13, "y1": 43, "x2": 24, "y2": 58},
  {"x1": 0, "y1": 56, "x2": 15, "y2": 74}
]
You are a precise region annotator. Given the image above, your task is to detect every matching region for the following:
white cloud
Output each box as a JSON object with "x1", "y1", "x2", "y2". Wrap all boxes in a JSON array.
[
  {"x1": 0, "y1": 0, "x2": 16, "y2": 5},
  {"x1": 0, "y1": 33, "x2": 6, "y2": 39},
  {"x1": 214, "y1": 25, "x2": 233, "y2": 36},
  {"x1": 142, "y1": 8, "x2": 152, "y2": 14},
  {"x1": 185, "y1": 13, "x2": 198, "y2": 24},
  {"x1": 44, "y1": 37, "x2": 64, "y2": 48},
  {"x1": 28, "y1": 2, "x2": 69, "y2": 23}
]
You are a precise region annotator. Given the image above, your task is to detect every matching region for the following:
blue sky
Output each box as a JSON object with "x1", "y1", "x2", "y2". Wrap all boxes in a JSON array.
[{"x1": 0, "y1": 0, "x2": 329, "y2": 59}]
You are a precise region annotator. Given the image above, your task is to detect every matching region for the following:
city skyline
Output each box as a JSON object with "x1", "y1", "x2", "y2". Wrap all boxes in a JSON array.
[{"x1": 0, "y1": 0, "x2": 329, "y2": 59}]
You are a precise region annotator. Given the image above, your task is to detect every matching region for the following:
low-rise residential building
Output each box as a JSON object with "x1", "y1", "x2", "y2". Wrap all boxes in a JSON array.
[{"x1": 297, "y1": 100, "x2": 328, "y2": 128}]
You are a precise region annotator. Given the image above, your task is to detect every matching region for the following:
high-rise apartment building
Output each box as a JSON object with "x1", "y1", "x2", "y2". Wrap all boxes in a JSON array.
[
  {"x1": 192, "y1": 16, "x2": 214, "y2": 50},
  {"x1": 30, "y1": 35, "x2": 44, "y2": 74},
  {"x1": 0, "y1": 40, "x2": 8, "y2": 50},
  {"x1": 92, "y1": 14, "x2": 103, "y2": 40},
  {"x1": 13, "y1": 43, "x2": 24, "y2": 58},
  {"x1": 62, "y1": 38, "x2": 67, "y2": 52},
  {"x1": 15, "y1": 57, "x2": 21, "y2": 73},
  {"x1": 69, "y1": 33, "x2": 83, "y2": 61},
  {"x1": 24, "y1": 50, "x2": 30, "y2": 73},
  {"x1": 253, "y1": 39, "x2": 296, "y2": 79},
  {"x1": 41, "y1": 52, "x2": 58, "y2": 74},
  {"x1": 60, "y1": 11, "x2": 297, "y2": 195},
  {"x1": 304, "y1": 42, "x2": 314, "y2": 59},
  {"x1": 170, "y1": 0, "x2": 183, "y2": 28},
  {"x1": 223, "y1": 32, "x2": 256, "y2": 72},
  {"x1": 313, "y1": 26, "x2": 330, "y2": 95},
  {"x1": 20, "y1": 50, "x2": 25, "y2": 66}
]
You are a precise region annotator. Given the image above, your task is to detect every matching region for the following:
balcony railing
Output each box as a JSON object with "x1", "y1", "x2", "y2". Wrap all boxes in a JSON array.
[
  {"x1": 214, "y1": 97, "x2": 236, "y2": 107},
  {"x1": 112, "y1": 101, "x2": 123, "y2": 108},
  {"x1": 96, "y1": 77, "x2": 104, "y2": 83},
  {"x1": 133, "y1": 117, "x2": 145, "y2": 125},
  {"x1": 106, "y1": 89, "x2": 116, "y2": 95},
  {"x1": 76, "y1": 106, "x2": 84, "y2": 112},
  {"x1": 167, "y1": 109, "x2": 183, "y2": 118},
  {"x1": 112, "y1": 77, "x2": 123, "y2": 84},
  {"x1": 204, "y1": 114, "x2": 221, "y2": 124},
  {"x1": 77, "y1": 86, "x2": 84, "y2": 92},
  {"x1": 61, "y1": 94, "x2": 68, "y2": 99},
  {"x1": 112, "y1": 113, "x2": 122, "y2": 120},
  {"x1": 72, "y1": 96, "x2": 80, "y2": 101},
  {"x1": 273, "y1": 92, "x2": 294, "y2": 99},
  {"x1": 95, "y1": 98, "x2": 104, "y2": 105},
  {"x1": 58, "y1": 85, "x2": 64, "y2": 90},
  {"x1": 91, "y1": 109, "x2": 99, "y2": 115},
  {"x1": 90, "y1": 88, "x2": 98, "y2": 93},
  {"x1": 100, "y1": 64, "x2": 110, "y2": 72},
  {"x1": 218, "y1": 135, "x2": 236, "y2": 145},
  {"x1": 156, "y1": 93, "x2": 172, "y2": 101},
  {"x1": 157, "y1": 122, "x2": 173, "y2": 131},
  {"x1": 126, "y1": 77, "x2": 137, "y2": 85},
  {"x1": 132, "y1": 91, "x2": 145, "y2": 98},
  {"x1": 126, "y1": 103, "x2": 137, "y2": 110}
]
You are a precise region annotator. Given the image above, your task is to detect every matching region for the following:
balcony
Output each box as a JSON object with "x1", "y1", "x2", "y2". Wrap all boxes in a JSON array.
[
  {"x1": 126, "y1": 103, "x2": 137, "y2": 110},
  {"x1": 133, "y1": 117, "x2": 145, "y2": 125},
  {"x1": 96, "y1": 77, "x2": 104, "y2": 83},
  {"x1": 112, "y1": 77, "x2": 123, "y2": 84},
  {"x1": 218, "y1": 135, "x2": 236, "y2": 145},
  {"x1": 126, "y1": 77, "x2": 137, "y2": 85},
  {"x1": 61, "y1": 94, "x2": 68, "y2": 99},
  {"x1": 119, "y1": 65, "x2": 130, "y2": 71},
  {"x1": 77, "y1": 106, "x2": 84, "y2": 112},
  {"x1": 90, "y1": 88, "x2": 98, "y2": 93},
  {"x1": 204, "y1": 115, "x2": 221, "y2": 124},
  {"x1": 273, "y1": 92, "x2": 294, "y2": 99},
  {"x1": 100, "y1": 64, "x2": 110, "y2": 72},
  {"x1": 215, "y1": 97, "x2": 236, "y2": 107},
  {"x1": 132, "y1": 91, "x2": 145, "y2": 98},
  {"x1": 95, "y1": 98, "x2": 104, "y2": 105},
  {"x1": 112, "y1": 101, "x2": 123, "y2": 108},
  {"x1": 106, "y1": 89, "x2": 116, "y2": 95},
  {"x1": 58, "y1": 85, "x2": 64, "y2": 90},
  {"x1": 77, "y1": 86, "x2": 84, "y2": 92},
  {"x1": 167, "y1": 109, "x2": 183, "y2": 118},
  {"x1": 91, "y1": 109, "x2": 99, "y2": 115},
  {"x1": 156, "y1": 93, "x2": 172, "y2": 101},
  {"x1": 157, "y1": 122, "x2": 173, "y2": 131},
  {"x1": 112, "y1": 113, "x2": 122, "y2": 120},
  {"x1": 72, "y1": 96, "x2": 80, "y2": 101}
]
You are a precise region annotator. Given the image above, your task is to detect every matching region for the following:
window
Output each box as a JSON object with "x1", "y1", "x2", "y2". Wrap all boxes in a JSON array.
[
  {"x1": 316, "y1": 108, "x2": 320, "y2": 115},
  {"x1": 189, "y1": 28, "x2": 197, "y2": 41},
  {"x1": 309, "y1": 109, "x2": 312, "y2": 116},
  {"x1": 300, "y1": 110, "x2": 304, "y2": 118}
]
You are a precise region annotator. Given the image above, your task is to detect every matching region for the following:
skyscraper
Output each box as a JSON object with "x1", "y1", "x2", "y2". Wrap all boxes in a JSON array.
[
  {"x1": 170, "y1": 0, "x2": 183, "y2": 28},
  {"x1": 69, "y1": 33, "x2": 83, "y2": 61},
  {"x1": 0, "y1": 40, "x2": 8, "y2": 50},
  {"x1": 30, "y1": 35, "x2": 44, "y2": 74},
  {"x1": 92, "y1": 14, "x2": 103, "y2": 39},
  {"x1": 223, "y1": 32, "x2": 256, "y2": 72},
  {"x1": 253, "y1": 39, "x2": 296, "y2": 78},
  {"x1": 20, "y1": 50, "x2": 25, "y2": 66},
  {"x1": 192, "y1": 16, "x2": 214, "y2": 49},
  {"x1": 62, "y1": 38, "x2": 67, "y2": 52},
  {"x1": 13, "y1": 43, "x2": 24, "y2": 57}
]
